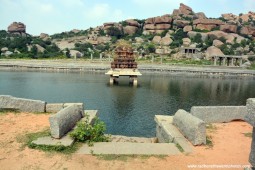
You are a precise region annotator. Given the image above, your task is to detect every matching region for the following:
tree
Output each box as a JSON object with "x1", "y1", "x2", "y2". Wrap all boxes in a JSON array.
[
  {"x1": 146, "y1": 43, "x2": 156, "y2": 53},
  {"x1": 193, "y1": 33, "x2": 202, "y2": 43},
  {"x1": 65, "y1": 48, "x2": 71, "y2": 58},
  {"x1": 107, "y1": 26, "x2": 123, "y2": 39}
]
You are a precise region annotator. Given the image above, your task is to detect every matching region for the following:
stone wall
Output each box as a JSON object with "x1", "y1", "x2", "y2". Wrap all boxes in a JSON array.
[
  {"x1": 0, "y1": 95, "x2": 46, "y2": 112},
  {"x1": 173, "y1": 109, "x2": 206, "y2": 145},
  {"x1": 190, "y1": 106, "x2": 247, "y2": 123},
  {"x1": 49, "y1": 104, "x2": 83, "y2": 139}
]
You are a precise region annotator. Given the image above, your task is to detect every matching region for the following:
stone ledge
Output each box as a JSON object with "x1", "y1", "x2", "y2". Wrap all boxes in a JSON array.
[{"x1": 31, "y1": 135, "x2": 74, "y2": 147}]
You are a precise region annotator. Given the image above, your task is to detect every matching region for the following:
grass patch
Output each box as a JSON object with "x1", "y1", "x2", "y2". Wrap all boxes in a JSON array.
[
  {"x1": 206, "y1": 124, "x2": 217, "y2": 133},
  {"x1": 16, "y1": 128, "x2": 80, "y2": 154},
  {"x1": 175, "y1": 143, "x2": 184, "y2": 153},
  {"x1": 96, "y1": 154, "x2": 166, "y2": 161},
  {"x1": 206, "y1": 135, "x2": 213, "y2": 148},
  {"x1": 243, "y1": 132, "x2": 252, "y2": 138},
  {"x1": 0, "y1": 108, "x2": 20, "y2": 115}
]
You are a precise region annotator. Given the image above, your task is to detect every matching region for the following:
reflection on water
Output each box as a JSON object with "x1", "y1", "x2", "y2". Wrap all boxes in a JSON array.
[{"x1": 0, "y1": 70, "x2": 255, "y2": 137}]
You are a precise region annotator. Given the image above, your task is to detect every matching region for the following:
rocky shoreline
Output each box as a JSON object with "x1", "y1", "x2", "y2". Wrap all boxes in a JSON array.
[{"x1": 1, "y1": 59, "x2": 255, "y2": 76}]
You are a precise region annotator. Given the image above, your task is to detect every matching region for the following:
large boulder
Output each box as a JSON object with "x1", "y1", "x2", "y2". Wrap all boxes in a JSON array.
[
  {"x1": 125, "y1": 19, "x2": 139, "y2": 27},
  {"x1": 40, "y1": 33, "x2": 49, "y2": 39},
  {"x1": 154, "y1": 15, "x2": 172, "y2": 24},
  {"x1": 1, "y1": 47, "x2": 8, "y2": 52},
  {"x1": 205, "y1": 46, "x2": 224, "y2": 59},
  {"x1": 187, "y1": 31, "x2": 208, "y2": 41},
  {"x1": 220, "y1": 24, "x2": 237, "y2": 33},
  {"x1": 213, "y1": 40, "x2": 224, "y2": 47},
  {"x1": 195, "y1": 12, "x2": 207, "y2": 19},
  {"x1": 155, "y1": 24, "x2": 171, "y2": 30},
  {"x1": 183, "y1": 25, "x2": 192, "y2": 32},
  {"x1": 196, "y1": 24, "x2": 217, "y2": 31},
  {"x1": 152, "y1": 36, "x2": 161, "y2": 44},
  {"x1": 221, "y1": 13, "x2": 237, "y2": 21},
  {"x1": 35, "y1": 44, "x2": 45, "y2": 53},
  {"x1": 179, "y1": 3, "x2": 193, "y2": 15},
  {"x1": 207, "y1": 31, "x2": 228, "y2": 40},
  {"x1": 173, "y1": 20, "x2": 190, "y2": 28},
  {"x1": 182, "y1": 38, "x2": 191, "y2": 47},
  {"x1": 240, "y1": 26, "x2": 255, "y2": 36},
  {"x1": 8, "y1": 22, "x2": 26, "y2": 33},
  {"x1": 123, "y1": 26, "x2": 138, "y2": 35},
  {"x1": 161, "y1": 37, "x2": 173, "y2": 46},
  {"x1": 193, "y1": 19, "x2": 224, "y2": 31},
  {"x1": 70, "y1": 50, "x2": 83, "y2": 58},
  {"x1": 97, "y1": 36, "x2": 111, "y2": 44}
]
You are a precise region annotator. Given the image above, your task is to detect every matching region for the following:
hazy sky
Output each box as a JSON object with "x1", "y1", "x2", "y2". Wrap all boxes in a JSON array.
[{"x1": 0, "y1": 0, "x2": 254, "y2": 35}]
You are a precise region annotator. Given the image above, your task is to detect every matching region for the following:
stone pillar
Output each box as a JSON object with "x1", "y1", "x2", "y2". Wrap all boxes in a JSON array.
[
  {"x1": 90, "y1": 53, "x2": 93, "y2": 60},
  {"x1": 151, "y1": 55, "x2": 154, "y2": 63},
  {"x1": 110, "y1": 76, "x2": 114, "y2": 85},
  {"x1": 231, "y1": 58, "x2": 234, "y2": 66},
  {"x1": 214, "y1": 57, "x2": 217, "y2": 66},
  {"x1": 100, "y1": 53, "x2": 102, "y2": 61},
  {"x1": 223, "y1": 57, "x2": 226, "y2": 66},
  {"x1": 250, "y1": 128, "x2": 255, "y2": 168},
  {"x1": 240, "y1": 59, "x2": 243, "y2": 66},
  {"x1": 133, "y1": 77, "x2": 138, "y2": 86}
]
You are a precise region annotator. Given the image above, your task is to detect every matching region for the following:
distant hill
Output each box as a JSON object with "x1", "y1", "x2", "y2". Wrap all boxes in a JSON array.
[{"x1": 0, "y1": 3, "x2": 255, "y2": 65}]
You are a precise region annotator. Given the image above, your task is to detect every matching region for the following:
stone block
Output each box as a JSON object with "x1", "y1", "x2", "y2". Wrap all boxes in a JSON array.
[
  {"x1": 173, "y1": 109, "x2": 206, "y2": 145},
  {"x1": 250, "y1": 128, "x2": 255, "y2": 168},
  {"x1": 246, "y1": 99, "x2": 255, "y2": 127},
  {"x1": 84, "y1": 110, "x2": 98, "y2": 125},
  {"x1": 0, "y1": 95, "x2": 46, "y2": 112},
  {"x1": 49, "y1": 104, "x2": 82, "y2": 139},
  {"x1": 46, "y1": 103, "x2": 64, "y2": 113},
  {"x1": 32, "y1": 135, "x2": 74, "y2": 147},
  {"x1": 191, "y1": 106, "x2": 247, "y2": 123},
  {"x1": 64, "y1": 103, "x2": 84, "y2": 117}
]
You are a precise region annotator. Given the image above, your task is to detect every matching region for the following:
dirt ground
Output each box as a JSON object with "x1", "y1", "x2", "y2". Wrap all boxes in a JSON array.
[{"x1": 0, "y1": 112, "x2": 253, "y2": 170}]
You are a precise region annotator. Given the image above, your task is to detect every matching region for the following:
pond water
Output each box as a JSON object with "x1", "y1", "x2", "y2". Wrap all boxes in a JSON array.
[{"x1": 1, "y1": 70, "x2": 255, "y2": 137}]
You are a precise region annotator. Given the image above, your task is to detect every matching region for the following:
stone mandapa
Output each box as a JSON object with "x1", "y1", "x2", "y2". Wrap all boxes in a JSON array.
[
  {"x1": 173, "y1": 109, "x2": 206, "y2": 145},
  {"x1": 191, "y1": 106, "x2": 247, "y2": 123},
  {"x1": 0, "y1": 95, "x2": 46, "y2": 112},
  {"x1": 49, "y1": 104, "x2": 83, "y2": 139},
  {"x1": 246, "y1": 98, "x2": 255, "y2": 127}
]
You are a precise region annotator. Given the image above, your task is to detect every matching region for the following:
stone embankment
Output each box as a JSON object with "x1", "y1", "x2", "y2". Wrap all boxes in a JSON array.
[{"x1": 1, "y1": 59, "x2": 255, "y2": 76}]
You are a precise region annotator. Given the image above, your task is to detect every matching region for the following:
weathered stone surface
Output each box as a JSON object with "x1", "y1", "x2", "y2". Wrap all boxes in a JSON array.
[
  {"x1": 155, "y1": 115, "x2": 193, "y2": 153},
  {"x1": 173, "y1": 20, "x2": 190, "y2": 28},
  {"x1": 110, "y1": 135, "x2": 156, "y2": 143},
  {"x1": 123, "y1": 26, "x2": 138, "y2": 35},
  {"x1": 155, "y1": 24, "x2": 171, "y2": 30},
  {"x1": 205, "y1": 46, "x2": 224, "y2": 59},
  {"x1": 249, "y1": 128, "x2": 255, "y2": 168},
  {"x1": 182, "y1": 38, "x2": 191, "y2": 47},
  {"x1": 84, "y1": 110, "x2": 98, "y2": 125},
  {"x1": 196, "y1": 24, "x2": 217, "y2": 31},
  {"x1": 0, "y1": 95, "x2": 46, "y2": 112},
  {"x1": 145, "y1": 17, "x2": 155, "y2": 24},
  {"x1": 35, "y1": 44, "x2": 45, "y2": 53},
  {"x1": 221, "y1": 13, "x2": 237, "y2": 21},
  {"x1": 32, "y1": 135, "x2": 74, "y2": 147},
  {"x1": 220, "y1": 24, "x2": 237, "y2": 33},
  {"x1": 125, "y1": 19, "x2": 139, "y2": 27},
  {"x1": 246, "y1": 98, "x2": 255, "y2": 127},
  {"x1": 1, "y1": 47, "x2": 8, "y2": 52},
  {"x1": 183, "y1": 25, "x2": 192, "y2": 32},
  {"x1": 207, "y1": 30, "x2": 228, "y2": 40},
  {"x1": 46, "y1": 103, "x2": 64, "y2": 113},
  {"x1": 49, "y1": 104, "x2": 83, "y2": 139},
  {"x1": 173, "y1": 109, "x2": 206, "y2": 145},
  {"x1": 97, "y1": 36, "x2": 111, "y2": 44},
  {"x1": 187, "y1": 31, "x2": 208, "y2": 41},
  {"x1": 8, "y1": 22, "x2": 26, "y2": 33},
  {"x1": 144, "y1": 24, "x2": 155, "y2": 30},
  {"x1": 152, "y1": 36, "x2": 161, "y2": 44},
  {"x1": 154, "y1": 15, "x2": 172, "y2": 24},
  {"x1": 64, "y1": 103, "x2": 84, "y2": 117},
  {"x1": 179, "y1": 3, "x2": 193, "y2": 15},
  {"x1": 240, "y1": 26, "x2": 255, "y2": 36},
  {"x1": 190, "y1": 106, "x2": 247, "y2": 123},
  {"x1": 193, "y1": 19, "x2": 224, "y2": 25},
  {"x1": 40, "y1": 33, "x2": 49, "y2": 39},
  {"x1": 195, "y1": 12, "x2": 207, "y2": 19},
  {"x1": 70, "y1": 50, "x2": 83, "y2": 58},
  {"x1": 213, "y1": 39, "x2": 224, "y2": 47},
  {"x1": 161, "y1": 37, "x2": 173, "y2": 46}
]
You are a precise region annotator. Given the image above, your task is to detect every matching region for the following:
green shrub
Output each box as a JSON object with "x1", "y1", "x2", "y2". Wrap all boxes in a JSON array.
[{"x1": 70, "y1": 115, "x2": 109, "y2": 143}]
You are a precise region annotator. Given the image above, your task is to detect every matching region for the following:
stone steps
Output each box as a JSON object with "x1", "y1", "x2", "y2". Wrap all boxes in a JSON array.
[{"x1": 76, "y1": 142, "x2": 181, "y2": 155}]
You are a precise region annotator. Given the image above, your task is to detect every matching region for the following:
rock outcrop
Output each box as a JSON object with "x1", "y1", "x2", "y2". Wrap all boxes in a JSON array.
[
  {"x1": 8, "y1": 22, "x2": 27, "y2": 36},
  {"x1": 123, "y1": 19, "x2": 139, "y2": 35},
  {"x1": 205, "y1": 46, "x2": 224, "y2": 59},
  {"x1": 144, "y1": 15, "x2": 172, "y2": 34},
  {"x1": 220, "y1": 24, "x2": 237, "y2": 33},
  {"x1": 193, "y1": 19, "x2": 225, "y2": 31}
]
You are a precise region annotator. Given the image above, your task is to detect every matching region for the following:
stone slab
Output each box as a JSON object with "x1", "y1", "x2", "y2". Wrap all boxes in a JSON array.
[
  {"x1": 246, "y1": 99, "x2": 255, "y2": 127},
  {"x1": 250, "y1": 127, "x2": 255, "y2": 168},
  {"x1": 46, "y1": 103, "x2": 64, "y2": 113},
  {"x1": 77, "y1": 142, "x2": 180, "y2": 155},
  {"x1": 110, "y1": 135, "x2": 157, "y2": 143},
  {"x1": 84, "y1": 110, "x2": 98, "y2": 125},
  {"x1": 173, "y1": 109, "x2": 206, "y2": 146},
  {"x1": 49, "y1": 104, "x2": 82, "y2": 139},
  {"x1": 191, "y1": 106, "x2": 247, "y2": 123},
  {"x1": 0, "y1": 95, "x2": 46, "y2": 112},
  {"x1": 155, "y1": 115, "x2": 193, "y2": 153},
  {"x1": 64, "y1": 103, "x2": 84, "y2": 117},
  {"x1": 31, "y1": 135, "x2": 74, "y2": 147}
]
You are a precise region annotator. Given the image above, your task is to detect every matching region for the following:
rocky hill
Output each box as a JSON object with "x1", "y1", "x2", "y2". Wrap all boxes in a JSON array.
[{"x1": 0, "y1": 3, "x2": 255, "y2": 63}]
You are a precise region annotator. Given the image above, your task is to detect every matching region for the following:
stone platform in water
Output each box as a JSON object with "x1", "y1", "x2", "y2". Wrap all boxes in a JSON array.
[
  {"x1": 77, "y1": 142, "x2": 180, "y2": 155},
  {"x1": 105, "y1": 68, "x2": 142, "y2": 77}
]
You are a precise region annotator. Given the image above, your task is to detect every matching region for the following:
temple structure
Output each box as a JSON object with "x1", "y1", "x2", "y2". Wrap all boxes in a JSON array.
[{"x1": 105, "y1": 46, "x2": 142, "y2": 86}]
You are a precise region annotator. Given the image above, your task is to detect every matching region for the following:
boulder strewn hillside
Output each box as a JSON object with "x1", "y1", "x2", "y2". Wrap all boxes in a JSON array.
[{"x1": 0, "y1": 3, "x2": 255, "y2": 63}]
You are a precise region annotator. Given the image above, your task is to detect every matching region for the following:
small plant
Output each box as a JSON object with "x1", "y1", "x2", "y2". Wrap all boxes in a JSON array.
[
  {"x1": 206, "y1": 135, "x2": 213, "y2": 148},
  {"x1": 243, "y1": 132, "x2": 252, "y2": 138},
  {"x1": 70, "y1": 114, "x2": 109, "y2": 143}
]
